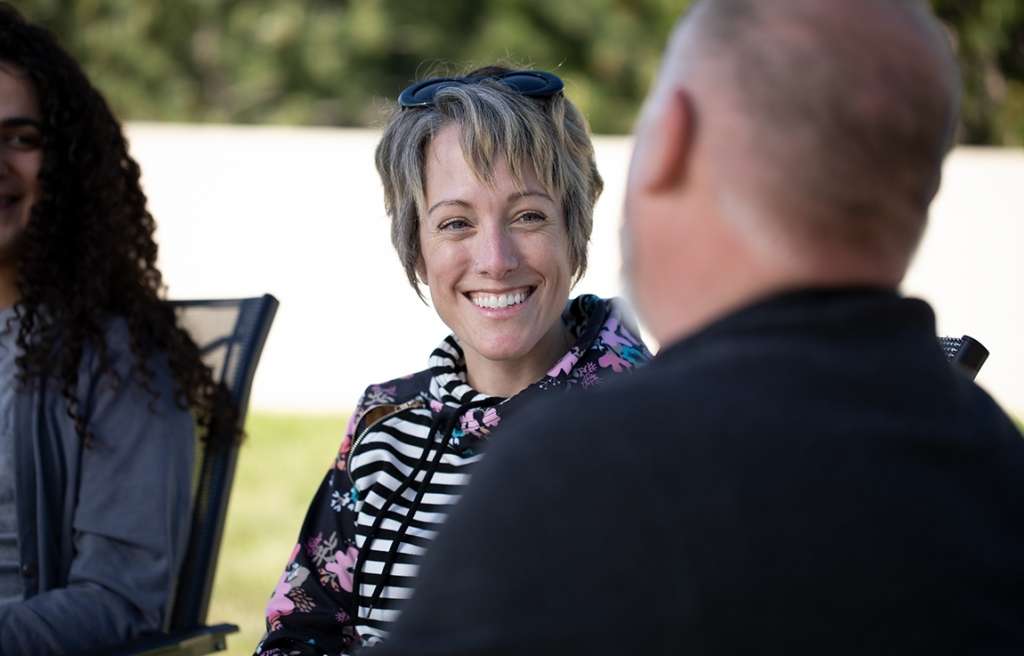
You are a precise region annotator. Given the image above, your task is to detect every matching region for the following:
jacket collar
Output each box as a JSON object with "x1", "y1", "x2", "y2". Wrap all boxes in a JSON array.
[
  {"x1": 425, "y1": 294, "x2": 651, "y2": 453},
  {"x1": 657, "y1": 285, "x2": 935, "y2": 364}
]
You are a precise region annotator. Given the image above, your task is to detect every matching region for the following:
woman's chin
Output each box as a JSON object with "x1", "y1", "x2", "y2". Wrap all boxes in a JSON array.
[
  {"x1": 461, "y1": 323, "x2": 565, "y2": 370},
  {"x1": 467, "y1": 341, "x2": 538, "y2": 364}
]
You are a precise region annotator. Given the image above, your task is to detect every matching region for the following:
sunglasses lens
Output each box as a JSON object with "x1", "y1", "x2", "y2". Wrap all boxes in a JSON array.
[
  {"x1": 501, "y1": 72, "x2": 563, "y2": 96},
  {"x1": 399, "y1": 78, "x2": 462, "y2": 107},
  {"x1": 398, "y1": 71, "x2": 563, "y2": 108}
]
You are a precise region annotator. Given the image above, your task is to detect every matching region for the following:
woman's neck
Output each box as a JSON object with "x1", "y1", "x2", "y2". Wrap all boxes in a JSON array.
[
  {"x1": 0, "y1": 263, "x2": 18, "y2": 309},
  {"x1": 463, "y1": 320, "x2": 571, "y2": 398}
]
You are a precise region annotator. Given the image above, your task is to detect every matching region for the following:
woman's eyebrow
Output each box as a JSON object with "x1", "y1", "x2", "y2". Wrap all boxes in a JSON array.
[
  {"x1": 427, "y1": 190, "x2": 554, "y2": 215},
  {"x1": 427, "y1": 198, "x2": 471, "y2": 215},
  {"x1": 1, "y1": 117, "x2": 42, "y2": 129},
  {"x1": 508, "y1": 190, "x2": 553, "y2": 203}
]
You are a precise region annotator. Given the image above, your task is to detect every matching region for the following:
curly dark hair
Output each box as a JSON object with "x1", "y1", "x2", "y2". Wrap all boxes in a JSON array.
[{"x1": 0, "y1": 3, "x2": 234, "y2": 448}]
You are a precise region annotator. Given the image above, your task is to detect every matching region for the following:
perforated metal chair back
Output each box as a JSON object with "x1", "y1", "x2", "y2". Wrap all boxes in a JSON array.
[
  {"x1": 167, "y1": 294, "x2": 278, "y2": 630},
  {"x1": 939, "y1": 334, "x2": 989, "y2": 381}
]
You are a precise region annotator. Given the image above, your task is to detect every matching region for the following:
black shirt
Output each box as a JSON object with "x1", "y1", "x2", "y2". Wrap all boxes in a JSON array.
[{"x1": 371, "y1": 288, "x2": 1024, "y2": 655}]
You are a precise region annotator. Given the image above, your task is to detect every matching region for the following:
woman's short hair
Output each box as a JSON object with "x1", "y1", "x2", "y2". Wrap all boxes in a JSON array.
[{"x1": 375, "y1": 65, "x2": 603, "y2": 296}]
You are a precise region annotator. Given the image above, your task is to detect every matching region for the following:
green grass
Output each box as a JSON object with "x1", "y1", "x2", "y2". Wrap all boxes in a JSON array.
[{"x1": 208, "y1": 412, "x2": 349, "y2": 655}]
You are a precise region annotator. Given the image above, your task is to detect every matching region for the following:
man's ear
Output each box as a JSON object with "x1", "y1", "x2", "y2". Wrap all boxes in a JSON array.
[{"x1": 638, "y1": 87, "x2": 695, "y2": 194}]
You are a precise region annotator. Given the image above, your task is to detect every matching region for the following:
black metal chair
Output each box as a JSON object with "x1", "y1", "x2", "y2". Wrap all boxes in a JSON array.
[
  {"x1": 109, "y1": 294, "x2": 279, "y2": 656},
  {"x1": 940, "y1": 334, "x2": 989, "y2": 380}
]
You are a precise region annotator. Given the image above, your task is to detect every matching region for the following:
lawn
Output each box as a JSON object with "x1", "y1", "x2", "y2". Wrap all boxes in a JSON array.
[{"x1": 207, "y1": 412, "x2": 349, "y2": 655}]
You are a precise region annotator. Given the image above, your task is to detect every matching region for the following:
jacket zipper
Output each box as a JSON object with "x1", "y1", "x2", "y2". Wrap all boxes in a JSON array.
[{"x1": 347, "y1": 397, "x2": 426, "y2": 487}]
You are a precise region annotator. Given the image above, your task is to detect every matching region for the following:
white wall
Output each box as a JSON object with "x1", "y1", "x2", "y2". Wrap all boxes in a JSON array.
[{"x1": 126, "y1": 123, "x2": 1023, "y2": 416}]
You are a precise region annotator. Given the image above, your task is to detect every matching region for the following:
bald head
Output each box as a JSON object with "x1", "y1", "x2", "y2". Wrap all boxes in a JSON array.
[{"x1": 669, "y1": 0, "x2": 960, "y2": 264}]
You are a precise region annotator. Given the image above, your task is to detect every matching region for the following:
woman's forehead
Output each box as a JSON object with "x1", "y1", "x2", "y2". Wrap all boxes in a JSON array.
[
  {"x1": 0, "y1": 62, "x2": 40, "y2": 118},
  {"x1": 424, "y1": 123, "x2": 553, "y2": 199}
]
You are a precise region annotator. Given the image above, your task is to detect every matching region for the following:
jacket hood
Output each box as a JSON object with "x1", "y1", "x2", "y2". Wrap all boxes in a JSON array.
[
  {"x1": 424, "y1": 294, "x2": 651, "y2": 453},
  {"x1": 344, "y1": 294, "x2": 651, "y2": 620}
]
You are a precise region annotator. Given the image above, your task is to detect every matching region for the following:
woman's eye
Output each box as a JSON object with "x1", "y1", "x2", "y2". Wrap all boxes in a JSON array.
[
  {"x1": 439, "y1": 218, "x2": 470, "y2": 231},
  {"x1": 516, "y1": 211, "x2": 547, "y2": 224},
  {"x1": 4, "y1": 131, "x2": 42, "y2": 150}
]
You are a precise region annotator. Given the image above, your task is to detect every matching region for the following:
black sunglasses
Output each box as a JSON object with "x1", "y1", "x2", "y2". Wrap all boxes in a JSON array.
[{"x1": 398, "y1": 70, "x2": 564, "y2": 108}]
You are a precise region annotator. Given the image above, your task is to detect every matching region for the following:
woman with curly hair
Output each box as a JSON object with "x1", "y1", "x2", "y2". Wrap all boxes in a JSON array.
[{"x1": 0, "y1": 4, "x2": 227, "y2": 653}]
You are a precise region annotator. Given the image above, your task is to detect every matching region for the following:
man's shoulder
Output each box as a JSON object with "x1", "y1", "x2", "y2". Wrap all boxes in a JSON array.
[
  {"x1": 489, "y1": 356, "x2": 715, "y2": 469},
  {"x1": 488, "y1": 328, "x2": 1024, "y2": 472},
  {"x1": 538, "y1": 347, "x2": 746, "y2": 425}
]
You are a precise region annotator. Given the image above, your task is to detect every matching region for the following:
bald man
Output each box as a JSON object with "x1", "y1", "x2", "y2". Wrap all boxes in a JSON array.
[{"x1": 369, "y1": 1, "x2": 1024, "y2": 653}]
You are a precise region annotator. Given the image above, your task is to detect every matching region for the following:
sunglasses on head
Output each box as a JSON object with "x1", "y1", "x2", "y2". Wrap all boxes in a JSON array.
[{"x1": 398, "y1": 70, "x2": 564, "y2": 108}]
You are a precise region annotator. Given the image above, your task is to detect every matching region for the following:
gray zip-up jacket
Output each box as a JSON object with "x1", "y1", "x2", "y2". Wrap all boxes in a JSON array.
[{"x1": 0, "y1": 320, "x2": 194, "y2": 655}]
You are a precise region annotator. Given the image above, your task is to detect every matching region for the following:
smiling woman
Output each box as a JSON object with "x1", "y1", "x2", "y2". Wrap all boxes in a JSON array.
[
  {"x1": 0, "y1": 3, "x2": 230, "y2": 653},
  {"x1": 256, "y1": 66, "x2": 653, "y2": 655},
  {"x1": 0, "y1": 64, "x2": 41, "y2": 298}
]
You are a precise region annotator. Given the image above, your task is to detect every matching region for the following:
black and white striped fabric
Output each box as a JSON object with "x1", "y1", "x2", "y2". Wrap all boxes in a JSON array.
[{"x1": 348, "y1": 338, "x2": 492, "y2": 644}]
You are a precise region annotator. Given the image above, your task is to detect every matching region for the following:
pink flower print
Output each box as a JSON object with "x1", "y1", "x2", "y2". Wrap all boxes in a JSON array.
[
  {"x1": 343, "y1": 411, "x2": 359, "y2": 439},
  {"x1": 266, "y1": 581, "x2": 295, "y2": 627},
  {"x1": 364, "y1": 384, "x2": 398, "y2": 406},
  {"x1": 266, "y1": 544, "x2": 308, "y2": 626},
  {"x1": 430, "y1": 399, "x2": 444, "y2": 413},
  {"x1": 458, "y1": 407, "x2": 499, "y2": 438},
  {"x1": 482, "y1": 407, "x2": 500, "y2": 429},
  {"x1": 325, "y1": 545, "x2": 359, "y2": 592},
  {"x1": 548, "y1": 350, "x2": 579, "y2": 377},
  {"x1": 600, "y1": 317, "x2": 637, "y2": 350},
  {"x1": 598, "y1": 351, "x2": 631, "y2": 373},
  {"x1": 336, "y1": 423, "x2": 355, "y2": 471},
  {"x1": 306, "y1": 533, "x2": 323, "y2": 558},
  {"x1": 461, "y1": 411, "x2": 482, "y2": 434}
]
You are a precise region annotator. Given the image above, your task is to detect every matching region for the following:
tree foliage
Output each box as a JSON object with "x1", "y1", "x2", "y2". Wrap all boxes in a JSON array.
[{"x1": 12, "y1": 0, "x2": 1024, "y2": 144}]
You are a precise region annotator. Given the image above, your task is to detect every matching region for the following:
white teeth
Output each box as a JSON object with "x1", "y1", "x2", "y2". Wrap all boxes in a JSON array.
[{"x1": 470, "y1": 290, "x2": 530, "y2": 309}]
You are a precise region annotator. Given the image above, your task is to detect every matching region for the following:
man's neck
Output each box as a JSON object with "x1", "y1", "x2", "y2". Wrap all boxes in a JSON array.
[
  {"x1": 652, "y1": 255, "x2": 903, "y2": 350},
  {"x1": 652, "y1": 273, "x2": 790, "y2": 348}
]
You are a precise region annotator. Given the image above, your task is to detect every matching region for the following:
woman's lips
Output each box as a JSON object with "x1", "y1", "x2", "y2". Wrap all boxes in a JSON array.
[{"x1": 0, "y1": 196, "x2": 24, "y2": 223}]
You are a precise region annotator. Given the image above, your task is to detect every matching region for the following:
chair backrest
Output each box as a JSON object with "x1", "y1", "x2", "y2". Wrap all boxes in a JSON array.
[
  {"x1": 940, "y1": 334, "x2": 989, "y2": 381},
  {"x1": 165, "y1": 294, "x2": 279, "y2": 630}
]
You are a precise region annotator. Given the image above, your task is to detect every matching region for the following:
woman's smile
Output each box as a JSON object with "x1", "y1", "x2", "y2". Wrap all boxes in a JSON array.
[{"x1": 465, "y1": 286, "x2": 535, "y2": 312}]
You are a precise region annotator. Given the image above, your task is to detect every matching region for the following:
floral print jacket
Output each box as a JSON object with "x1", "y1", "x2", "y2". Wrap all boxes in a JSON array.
[{"x1": 255, "y1": 295, "x2": 651, "y2": 655}]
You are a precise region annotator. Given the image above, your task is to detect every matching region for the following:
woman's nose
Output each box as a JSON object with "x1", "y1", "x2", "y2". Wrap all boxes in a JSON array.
[{"x1": 473, "y1": 225, "x2": 520, "y2": 278}]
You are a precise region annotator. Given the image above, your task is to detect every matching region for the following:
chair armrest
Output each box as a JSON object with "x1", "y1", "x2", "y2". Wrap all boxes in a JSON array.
[{"x1": 108, "y1": 623, "x2": 239, "y2": 656}]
